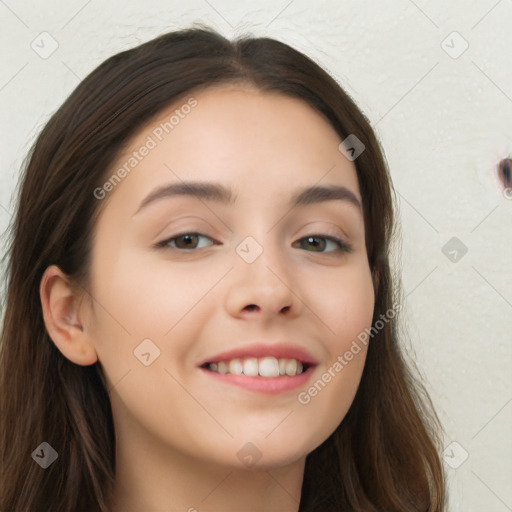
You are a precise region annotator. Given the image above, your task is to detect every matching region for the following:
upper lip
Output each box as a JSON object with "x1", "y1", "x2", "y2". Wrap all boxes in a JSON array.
[{"x1": 198, "y1": 342, "x2": 320, "y2": 367}]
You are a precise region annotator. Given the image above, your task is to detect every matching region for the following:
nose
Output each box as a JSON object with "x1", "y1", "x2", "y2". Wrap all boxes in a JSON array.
[{"x1": 224, "y1": 238, "x2": 303, "y2": 322}]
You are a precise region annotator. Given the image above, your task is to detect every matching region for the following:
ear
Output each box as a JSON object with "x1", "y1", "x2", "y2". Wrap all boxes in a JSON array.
[{"x1": 39, "y1": 264, "x2": 98, "y2": 366}]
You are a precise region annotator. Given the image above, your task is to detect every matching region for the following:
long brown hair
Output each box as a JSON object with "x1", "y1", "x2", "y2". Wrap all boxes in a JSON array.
[{"x1": 0, "y1": 25, "x2": 445, "y2": 511}]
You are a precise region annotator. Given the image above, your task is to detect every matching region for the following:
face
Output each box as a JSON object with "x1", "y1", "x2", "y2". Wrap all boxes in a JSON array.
[{"x1": 82, "y1": 85, "x2": 375, "y2": 470}]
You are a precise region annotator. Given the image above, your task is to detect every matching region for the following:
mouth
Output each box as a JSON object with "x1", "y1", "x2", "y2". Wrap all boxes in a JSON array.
[
  {"x1": 198, "y1": 349, "x2": 318, "y2": 394},
  {"x1": 200, "y1": 356, "x2": 313, "y2": 377}
]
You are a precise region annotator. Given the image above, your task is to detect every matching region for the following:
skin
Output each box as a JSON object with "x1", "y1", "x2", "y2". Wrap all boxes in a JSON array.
[{"x1": 40, "y1": 85, "x2": 375, "y2": 512}]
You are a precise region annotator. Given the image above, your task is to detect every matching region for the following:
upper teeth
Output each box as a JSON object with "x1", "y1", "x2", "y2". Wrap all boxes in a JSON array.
[{"x1": 207, "y1": 357, "x2": 304, "y2": 377}]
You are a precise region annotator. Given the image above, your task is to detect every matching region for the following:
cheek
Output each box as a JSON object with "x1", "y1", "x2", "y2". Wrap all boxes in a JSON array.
[
  {"x1": 301, "y1": 265, "x2": 374, "y2": 422},
  {"x1": 90, "y1": 247, "x2": 216, "y2": 340},
  {"x1": 295, "y1": 344, "x2": 367, "y2": 455},
  {"x1": 87, "y1": 248, "x2": 226, "y2": 398},
  {"x1": 314, "y1": 263, "x2": 375, "y2": 351}
]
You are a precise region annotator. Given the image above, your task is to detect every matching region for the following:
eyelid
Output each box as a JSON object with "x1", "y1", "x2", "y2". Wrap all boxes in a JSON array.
[
  {"x1": 151, "y1": 215, "x2": 216, "y2": 241},
  {"x1": 297, "y1": 223, "x2": 353, "y2": 249}
]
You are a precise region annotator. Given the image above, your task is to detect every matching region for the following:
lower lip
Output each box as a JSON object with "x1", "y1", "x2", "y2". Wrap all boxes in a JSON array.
[{"x1": 199, "y1": 366, "x2": 316, "y2": 394}]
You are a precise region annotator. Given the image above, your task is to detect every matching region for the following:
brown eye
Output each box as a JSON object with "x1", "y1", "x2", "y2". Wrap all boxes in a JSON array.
[
  {"x1": 156, "y1": 233, "x2": 215, "y2": 250},
  {"x1": 293, "y1": 235, "x2": 352, "y2": 253}
]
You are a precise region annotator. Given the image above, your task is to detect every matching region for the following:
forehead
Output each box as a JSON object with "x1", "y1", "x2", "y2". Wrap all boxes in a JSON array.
[{"x1": 104, "y1": 85, "x2": 361, "y2": 213}]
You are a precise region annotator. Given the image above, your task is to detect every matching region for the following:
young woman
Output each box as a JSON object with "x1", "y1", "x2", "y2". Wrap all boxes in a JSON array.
[{"x1": 0, "y1": 26, "x2": 446, "y2": 511}]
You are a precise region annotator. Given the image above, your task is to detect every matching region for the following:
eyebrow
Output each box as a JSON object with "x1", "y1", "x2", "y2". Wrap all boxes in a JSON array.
[{"x1": 133, "y1": 181, "x2": 362, "y2": 216}]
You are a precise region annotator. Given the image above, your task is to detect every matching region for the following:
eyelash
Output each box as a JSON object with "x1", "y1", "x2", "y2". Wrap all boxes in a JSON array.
[{"x1": 155, "y1": 231, "x2": 353, "y2": 254}]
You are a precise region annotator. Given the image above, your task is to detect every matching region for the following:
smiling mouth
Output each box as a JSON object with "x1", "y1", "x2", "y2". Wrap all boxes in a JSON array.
[{"x1": 200, "y1": 356, "x2": 312, "y2": 378}]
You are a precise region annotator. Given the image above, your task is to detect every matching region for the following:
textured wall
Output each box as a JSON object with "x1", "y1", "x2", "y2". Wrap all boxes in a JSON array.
[{"x1": 1, "y1": 1, "x2": 511, "y2": 510}]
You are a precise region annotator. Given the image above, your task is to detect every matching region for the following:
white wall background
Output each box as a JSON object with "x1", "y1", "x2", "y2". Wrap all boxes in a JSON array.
[{"x1": 1, "y1": 1, "x2": 511, "y2": 510}]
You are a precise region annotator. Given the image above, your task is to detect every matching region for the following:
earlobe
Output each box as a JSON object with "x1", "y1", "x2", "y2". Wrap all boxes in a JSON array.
[{"x1": 39, "y1": 265, "x2": 98, "y2": 366}]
